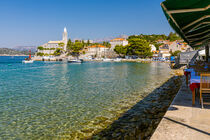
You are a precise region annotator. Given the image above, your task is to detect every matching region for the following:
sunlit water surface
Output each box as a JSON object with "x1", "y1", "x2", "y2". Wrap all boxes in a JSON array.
[{"x1": 0, "y1": 56, "x2": 171, "y2": 139}]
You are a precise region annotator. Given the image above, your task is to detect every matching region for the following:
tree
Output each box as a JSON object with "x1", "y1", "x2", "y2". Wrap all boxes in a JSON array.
[
  {"x1": 68, "y1": 41, "x2": 84, "y2": 57},
  {"x1": 58, "y1": 42, "x2": 65, "y2": 47},
  {"x1": 37, "y1": 52, "x2": 44, "y2": 56},
  {"x1": 54, "y1": 48, "x2": 62, "y2": 56},
  {"x1": 114, "y1": 45, "x2": 127, "y2": 57},
  {"x1": 154, "y1": 43, "x2": 163, "y2": 51},
  {"x1": 87, "y1": 39, "x2": 91, "y2": 46},
  {"x1": 170, "y1": 50, "x2": 181, "y2": 56},
  {"x1": 127, "y1": 38, "x2": 152, "y2": 58},
  {"x1": 167, "y1": 32, "x2": 181, "y2": 41},
  {"x1": 67, "y1": 39, "x2": 73, "y2": 49},
  {"x1": 128, "y1": 34, "x2": 168, "y2": 44},
  {"x1": 37, "y1": 46, "x2": 44, "y2": 50},
  {"x1": 102, "y1": 41, "x2": 111, "y2": 48}
]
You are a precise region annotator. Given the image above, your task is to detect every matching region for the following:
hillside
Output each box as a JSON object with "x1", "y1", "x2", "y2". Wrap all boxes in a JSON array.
[
  {"x1": 0, "y1": 48, "x2": 34, "y2": 56},
  {"x1": 13, "y1": 46, "x2": 37, "y2": 53}
]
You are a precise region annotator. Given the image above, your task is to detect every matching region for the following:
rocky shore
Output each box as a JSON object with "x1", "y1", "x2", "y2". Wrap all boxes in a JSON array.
[
  {"x1": 89, "y1": 76, "x2": 182, "y2": 140},
  {"x1": 60, "y1": 75, "x2": 182, "y2": 140}
]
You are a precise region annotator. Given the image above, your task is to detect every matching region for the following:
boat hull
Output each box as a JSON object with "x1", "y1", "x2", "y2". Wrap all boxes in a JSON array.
[
  {"x1": 22, "y1": 60, "x2": 34, "y2": 63},
  {"x1": 68, "y1": 59, "x2": 83, "y2": 63}
]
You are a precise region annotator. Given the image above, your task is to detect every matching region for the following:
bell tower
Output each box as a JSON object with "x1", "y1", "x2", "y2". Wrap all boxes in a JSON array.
[{"x1": 63, "y1": 27, "x2": 68, "y2": 51}]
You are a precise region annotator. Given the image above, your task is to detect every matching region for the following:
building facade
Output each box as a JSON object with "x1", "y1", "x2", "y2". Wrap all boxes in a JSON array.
[
  {"x1": 159, "y1": 44, "x2": 171, "y2": 58},
  {"x1": 156, "y1": 40, "x2": 193, "y2": 58},
  {"x1": 110, "y1": 38, "x2": 128, "y2": 51},
  {"x1": 85, "y1": 45, "x2": 109, "y2": 58},
  {"x1": 37, "y1": 27, "x2": 68, "y2": 55}
]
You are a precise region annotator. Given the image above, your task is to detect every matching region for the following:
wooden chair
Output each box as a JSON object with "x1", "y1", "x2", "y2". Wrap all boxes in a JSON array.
[{"x1": 200, "y1": 73, "x2": 210, "y2": 108}]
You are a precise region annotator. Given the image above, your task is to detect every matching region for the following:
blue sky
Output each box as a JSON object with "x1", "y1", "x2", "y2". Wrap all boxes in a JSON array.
[{"x1": 0, "y1": 0, "x2": 173, "y2": 48}]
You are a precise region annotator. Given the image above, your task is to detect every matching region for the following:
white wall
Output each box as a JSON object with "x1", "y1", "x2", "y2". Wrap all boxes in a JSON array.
[{"x1": 110, "y1": 40, "x2": 128, "y2": 51}]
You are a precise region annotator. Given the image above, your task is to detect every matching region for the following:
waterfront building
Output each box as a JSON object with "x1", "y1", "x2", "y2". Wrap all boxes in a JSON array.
[
  {"x1": 157, "y1": 40, "x2": 193, "y2": 58},
  {"x1": 110, "y1": 38, "x2": 128, "y2": 51},
  {"x1": 85, "y1": 45, "x2": 109, "y2": 58},
  {"x1": 157, "y1": 40, "x2": 193, "y2": 53},
  {"x1": 168, "y1": 41, "x2": 192, "y2": 52},
  {"x1": 159, "y1": 44, "x2": 171, "y2": 58},
  {"x1": 37, "y1": 27, "x2": 68, "y2": 55},
  {"x1": 152, "y1": 50, "x2": 159, "y2": 57}
]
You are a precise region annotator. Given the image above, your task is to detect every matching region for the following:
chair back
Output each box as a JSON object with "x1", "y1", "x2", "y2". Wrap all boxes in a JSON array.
[{"x1": 200, "y1": 73, "x2": 210, "y2": 92}]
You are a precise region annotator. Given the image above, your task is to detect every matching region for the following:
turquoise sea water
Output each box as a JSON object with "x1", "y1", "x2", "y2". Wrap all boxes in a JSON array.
[{"x1": 0, "y1": 56, "x2": 171, "y2": 139}]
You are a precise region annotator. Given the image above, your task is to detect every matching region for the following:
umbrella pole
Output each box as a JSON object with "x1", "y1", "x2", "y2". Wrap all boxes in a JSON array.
[{"x1": 205, "y1": 45, "x2": 209, "y2": 62}]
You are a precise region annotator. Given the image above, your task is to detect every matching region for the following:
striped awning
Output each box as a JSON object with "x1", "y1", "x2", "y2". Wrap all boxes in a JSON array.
[{"x1": 161, "y1": 0, "x2": 210, "y2": 48}]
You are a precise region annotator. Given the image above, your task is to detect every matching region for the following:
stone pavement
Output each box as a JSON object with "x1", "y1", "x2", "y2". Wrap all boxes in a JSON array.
[{"x1": 151, "y1": 79, "x2": 210, "y2": 140}]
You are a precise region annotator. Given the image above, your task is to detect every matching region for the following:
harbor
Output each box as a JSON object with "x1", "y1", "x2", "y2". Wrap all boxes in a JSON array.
[
  {"x1": 0, "y1": 0, "x2": 209, "y2": 139},
  {"x1": 0, "y1": 57, "x2": 177, "y2": 139}
]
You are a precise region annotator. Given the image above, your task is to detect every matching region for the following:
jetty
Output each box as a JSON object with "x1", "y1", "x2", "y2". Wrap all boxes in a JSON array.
[{"x1": 32, "y1": 56, "x2": 67, "y2": 61}]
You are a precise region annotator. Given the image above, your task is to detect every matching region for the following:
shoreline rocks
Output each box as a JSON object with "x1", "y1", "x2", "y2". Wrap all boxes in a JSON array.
[
  {"x1": 89, "y1": 76, "x2": 182, "y2": 140},
  {"x1": 50, "y1": 75, "x2": 182, "y2": 140}
]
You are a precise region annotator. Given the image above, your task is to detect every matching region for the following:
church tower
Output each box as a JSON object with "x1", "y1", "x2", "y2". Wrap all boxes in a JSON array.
[{"x1": 62, "y1": 27, "x2": 68, "y2": 51}]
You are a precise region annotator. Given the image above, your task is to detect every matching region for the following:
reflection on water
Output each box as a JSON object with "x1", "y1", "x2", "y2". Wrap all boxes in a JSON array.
[{"x1": 0, "y1": 57, "x2": 171, "y2": 139}]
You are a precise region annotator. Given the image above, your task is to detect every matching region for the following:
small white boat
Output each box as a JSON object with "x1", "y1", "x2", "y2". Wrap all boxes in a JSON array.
[
  {"x1": 103, "y1": 58, "x2": 113, "y2": 62},
  {"x1": 68, "y1": 59, "x2": 83, "y2": 63},
  {"x1": 22, "y1": 50, "x2": 33, "y2": 63},
  {"x1": 22, "y1": 60, "x2": 34, "y2": 63},
  {"x1": 113, "y1": 58, "x2": 122, "y2": 62}
]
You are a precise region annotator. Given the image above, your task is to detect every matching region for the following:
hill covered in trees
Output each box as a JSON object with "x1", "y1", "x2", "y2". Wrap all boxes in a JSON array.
[
  {"x1": 0, "y1": 48, "x2": 34, "y2": 56},
  {"x1": 114, "y1": 32, "x2": 182, "y2": 58}
]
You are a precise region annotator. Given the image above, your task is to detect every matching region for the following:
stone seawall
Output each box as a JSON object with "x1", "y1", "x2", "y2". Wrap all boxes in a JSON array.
[{"x1": 90, "y1": 76, "x2": 182, "y2": 140}]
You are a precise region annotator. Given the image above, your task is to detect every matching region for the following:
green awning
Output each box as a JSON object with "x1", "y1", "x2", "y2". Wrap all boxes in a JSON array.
[{"x1": 161, "y1": 0, "x2": 210, "y2": 48}]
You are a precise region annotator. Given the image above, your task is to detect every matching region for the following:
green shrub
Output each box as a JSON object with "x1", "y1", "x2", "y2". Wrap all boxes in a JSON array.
[
  {"x1": 37, "y1": 52, "x2": 44, "y2": 56},
  {"x1": 37, "y1": 46, "x2": 44, "y2": 50}
]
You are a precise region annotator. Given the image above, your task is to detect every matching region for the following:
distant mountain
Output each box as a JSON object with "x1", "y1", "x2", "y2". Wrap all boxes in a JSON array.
[
  {"x1": 0, "y1": 48, "x2": 34, "y2": 56},
  {"x1": 93, "y1": 35, "x2": 129, "y2": 43},
  {"x1": 13, "y1": 46, "x2": 37, "y2": 53}
]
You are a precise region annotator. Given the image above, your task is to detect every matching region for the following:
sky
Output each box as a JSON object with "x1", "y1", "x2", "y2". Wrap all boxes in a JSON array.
[{"x1": 0, "y1": 0, "x2": 173, "y2": 48}]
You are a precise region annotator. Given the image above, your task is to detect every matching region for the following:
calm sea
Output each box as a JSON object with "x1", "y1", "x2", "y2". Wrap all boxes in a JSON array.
[{"x1": 0, "y1": 56, "x2": 171, "y2": 139}]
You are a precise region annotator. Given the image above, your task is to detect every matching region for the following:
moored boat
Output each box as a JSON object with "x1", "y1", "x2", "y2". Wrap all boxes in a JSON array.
[
  {"x1": 22, "y1": 50, "x2": 33, "y2": 63},
  {"x1": 68, "y1": 59, "x2": 83, "y2": 63},
  {"x1": 22, "y1": 60, "x2": 34, "y2": 63},
  {"x1": 113, "y1": 58, "x2": 122, "y2": 62},
  {"x1": 103, "y1": 58, "x2": 113, "y2": 62}
]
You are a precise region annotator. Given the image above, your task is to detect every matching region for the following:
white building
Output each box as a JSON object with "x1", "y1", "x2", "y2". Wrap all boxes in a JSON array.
[
  {"x1": 167, "y1": 41, "x2": 192, "y2": 52},
  {"x1": 159, "y1": 44, "x2": 171, "y2": 58},
  {"x1": 110, "y1": 38, "x2": 128, "y2": 51},
  {"x1": 150, "y1": 44, "x2": 156, "y2": 52},
  {"x1": 157, "y1": 40, "x2": 193, "y2": 58},
  {"x1": 37, "y1": 27, "x2": 68, "y2": 55},
  {"x1": 85, "y1": 45, "x2": 109, "y2": 58}
]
